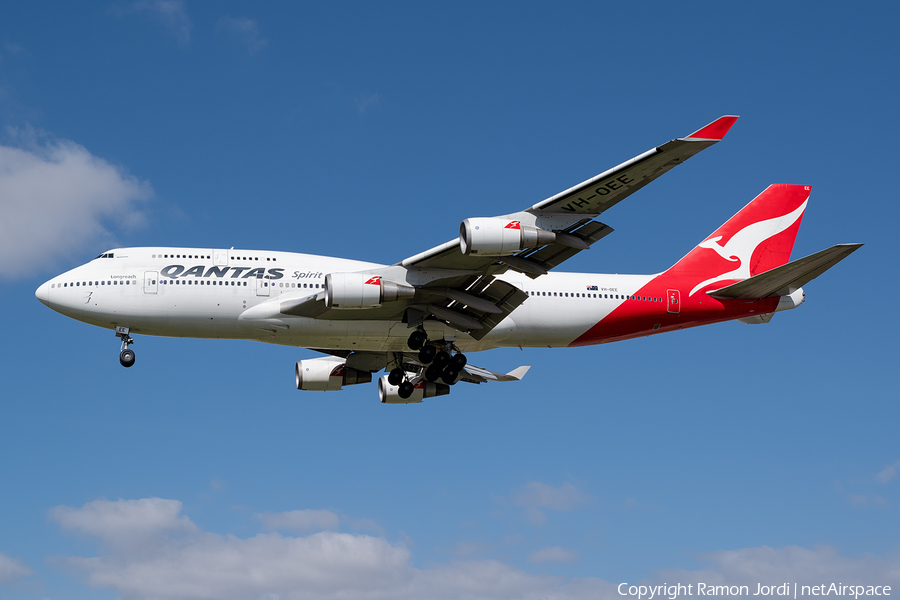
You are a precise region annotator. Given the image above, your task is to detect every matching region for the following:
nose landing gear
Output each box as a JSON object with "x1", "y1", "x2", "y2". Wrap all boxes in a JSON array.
[{"x1": 116, "y1": 326, "x2": 135, "y2": 368}]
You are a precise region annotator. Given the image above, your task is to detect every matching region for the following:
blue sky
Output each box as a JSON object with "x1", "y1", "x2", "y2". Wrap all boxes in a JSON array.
[{"x1": 1, "y1": 2, "x2": 898, "y2": 598}]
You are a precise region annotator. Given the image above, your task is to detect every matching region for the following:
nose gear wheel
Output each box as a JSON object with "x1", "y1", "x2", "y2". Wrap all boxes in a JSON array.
[{"x1": 116, "y1": 327, "x2": 136, "y2": 368}]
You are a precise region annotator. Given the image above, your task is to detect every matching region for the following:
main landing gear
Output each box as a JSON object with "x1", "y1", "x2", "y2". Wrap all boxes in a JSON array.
[
  {"x1": 116, "y1": 326, "x2": 135, "y2": 368},
  {"x1": 393, "y1": 330, "x2": 467, "y2": 398}
]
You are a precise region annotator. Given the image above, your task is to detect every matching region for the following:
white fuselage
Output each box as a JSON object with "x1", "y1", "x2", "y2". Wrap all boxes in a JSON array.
[{"x1": 36, "y1": 247, "x2": 654, "y2": 352}]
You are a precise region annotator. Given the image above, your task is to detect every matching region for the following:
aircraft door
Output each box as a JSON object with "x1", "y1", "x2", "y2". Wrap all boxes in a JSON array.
[
  {"x1": 144, "y1": 271, "x2": 159, "y2": 294},
  {"x1": 667, "y1": 289, "x2": 680, "y2": 314},
  {"x1": 214, "y1": 250, "x2": 229, "y2": 266},
  {"x1": 256, "y1": 277, "x2": 270, "y2": 297}
]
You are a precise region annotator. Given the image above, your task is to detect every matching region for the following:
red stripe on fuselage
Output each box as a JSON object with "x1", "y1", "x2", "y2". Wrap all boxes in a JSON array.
[{"x1": 568, "y1": 273, "x2": 779, "y2": 347}]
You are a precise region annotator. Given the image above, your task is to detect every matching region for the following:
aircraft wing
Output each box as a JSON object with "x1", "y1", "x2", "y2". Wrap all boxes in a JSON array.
[
  {"x1": 401, "y1": 115, "x2": 738, "y2": 273},
  {"x1": 389, "y1": 117, "x2": 738, "y2": 336},
  {"x1": 529, "y1": 115, "x2": 739, "y2": 215},
  {"x1": 270, "y1": 117, "x2": 739, "y2": 338}
]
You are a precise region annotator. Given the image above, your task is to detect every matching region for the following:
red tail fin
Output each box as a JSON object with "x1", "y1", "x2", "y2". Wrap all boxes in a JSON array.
[{"x1": 664, "y1": 184, "x2": 811, "y2": 297}]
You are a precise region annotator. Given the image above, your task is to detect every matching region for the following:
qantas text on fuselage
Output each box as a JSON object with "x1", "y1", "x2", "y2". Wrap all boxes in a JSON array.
[{"x1": 35, "y1": 116, "x2": 861, "y2": 403}]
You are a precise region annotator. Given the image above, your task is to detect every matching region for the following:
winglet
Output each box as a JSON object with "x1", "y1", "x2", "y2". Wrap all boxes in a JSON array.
[
  {"x1": 506, "y1": 366, "x2": 531, "y2": 380},
  {"x1": 684, "y1": 115, "x2": 739, "y2": 141}
]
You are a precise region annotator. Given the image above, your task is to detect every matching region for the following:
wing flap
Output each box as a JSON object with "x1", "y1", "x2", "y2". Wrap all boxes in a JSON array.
[
  {"x1": 510, "y1": 219, "x2": 613, "y2": 278},
  {"x1": 456, "y1": 278, "x2": 529, "y2": 340}
]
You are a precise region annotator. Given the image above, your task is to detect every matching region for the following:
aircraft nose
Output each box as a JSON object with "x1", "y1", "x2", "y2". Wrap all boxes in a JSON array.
[{"x1": 36, "y1": 280, "x2": 51, "y2": 306}]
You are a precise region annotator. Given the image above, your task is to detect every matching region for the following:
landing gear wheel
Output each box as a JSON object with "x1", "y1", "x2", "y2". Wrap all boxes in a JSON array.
[
  {"x1": 407, "y1": 330, "x2": 427, "y2": 350},
  {"x1": 398, "y1": 381, "x2": 414, "y2": 399},
  {"x1": 119, "y1": 348, "x2": 135, "y2": 368},
  {"x1": 388, "y1": 368, "x2": 405, "y2": 386},
  {"x1": 418, "y1": 345, "x2": 436, "y2": 364},
  {"x1": 441, "y1": 368, "x2": 458, "y2": 384},
  {"x1": 116, "y1": 327, "x2": 136, "y2": 368},
  {"x1": 432, "y1": 350, "x2": 451, "y2": 368},
  {"x1": 425, "y1": 364, "x2": 443, "y2": 382},
  {"x1": 450, "y1": 353, "x2": 467, "y2": 370}
]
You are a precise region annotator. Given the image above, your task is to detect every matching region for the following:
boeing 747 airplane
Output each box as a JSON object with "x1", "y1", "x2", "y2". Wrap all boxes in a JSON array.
[{"x1": 35, "y1": 116, "x2": 861, "y2": 403}]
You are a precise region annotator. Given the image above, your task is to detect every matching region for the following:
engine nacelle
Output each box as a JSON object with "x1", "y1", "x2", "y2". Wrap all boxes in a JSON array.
[
  {"x1": 296, "y1": 357, "x2": 372, "y2": 391},
  {"x1": 324, "y1": 273, "x2": 416, "y2": 309},
  {"x1": 377, "y1": 375, "x2": 450, "y2": 404},
  {"x1": 459, "y1": 218, "x2": 556, "y2": 256}
]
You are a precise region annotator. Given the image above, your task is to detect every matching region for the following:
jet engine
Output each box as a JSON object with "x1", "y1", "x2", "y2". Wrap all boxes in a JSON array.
[
  {"x1": 296, "y1": 357, "x2": 372, "y2": 391},
  {"x1": 378, "y1": 375, "x2": 450, "y2": 404},
  {"x1": 324, "y1": 273, "x2": 416, "y2": 309},
  {"x1": 459, "y1": 218, "x2": 556, "y2": 256}
]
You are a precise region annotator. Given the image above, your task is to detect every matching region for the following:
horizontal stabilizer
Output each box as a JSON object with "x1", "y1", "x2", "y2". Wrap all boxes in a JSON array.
[
  {"x1": 708, "y1": 243, "x2": 862, "y2": 299},
  {"x1": 506, "y1": 366, "x2": 531, "y2": 380},
  {"x1": 461, "y1": 364, "x2": 531, "y2": 384}
]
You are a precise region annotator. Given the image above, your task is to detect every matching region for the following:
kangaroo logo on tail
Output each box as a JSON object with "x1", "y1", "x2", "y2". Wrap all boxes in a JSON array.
[{"x1": 689, "y1": 199, "x2": 808, "y2": 296}]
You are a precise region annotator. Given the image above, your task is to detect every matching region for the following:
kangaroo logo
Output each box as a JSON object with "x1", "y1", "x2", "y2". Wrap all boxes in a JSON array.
[{"x1": 689, "y1": 200, "x2": 807, "y2": 297}]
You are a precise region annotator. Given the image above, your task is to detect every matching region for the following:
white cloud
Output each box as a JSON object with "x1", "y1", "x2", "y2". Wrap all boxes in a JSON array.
[
  {"x1": 47, "y1": 497, "x2": 900, "y2": 599},
  {"x1": 528, "y1": 546, "x2": 579, "y2": 564},
  {"x1": 257, "y1": 509, "x2": 340, "y2": 533},
  {"x1": 513, "y1": 482, "x2": 585, "y2": 511},
  {"x1": 655, "y1": 545, "x2": 900, "y2": 586},
  {"x1": 50, "y1": 497, "x2": 195, "y2": 549},
  {"x1": 4, "y1": 42, "x2": 24, "y2": 56},
  {"x1": 876, "y1": 461, "x2": 899, "y2": 484},
  {"x1": 0, "y1": 128, "x2": 152, "y2": 278},
  {"x1": 50, "y1": 496, "x2": 612, "y2": 600},
  {"x1": 216, "y1": 16, "x2": 268, "y2": 55},
  {"x1": 847, "y1": 494, "x2": 889, "y2": 509},
  {"x1": 355, "y1": 92, "x2": 381, "y2": 114},
  {"x1": 117, "y1": 0, "x2": 192, "y2": 45},
  {"x1": 511, "y1": 481, "x2": 586, "y2": 526},
  {"x1": 0, "y1": 552, "x2": 32, "y2": 583}
]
